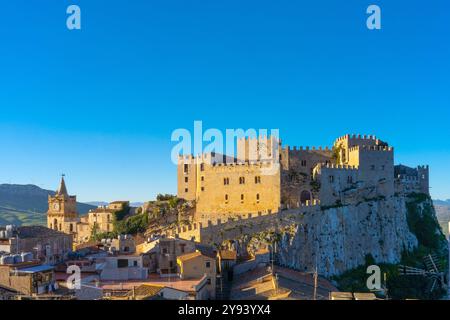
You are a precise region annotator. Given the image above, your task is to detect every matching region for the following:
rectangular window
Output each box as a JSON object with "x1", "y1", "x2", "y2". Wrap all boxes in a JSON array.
[
  {"x1": 256, "y1": 193, "x2": 260, "y2": 202},
  {"x1": 117, "y1": 259, "x2": 128, "y2": 268},
  {"x1": 329, "y1": 175, "x2": 334, "y2": 183},
  {"x1": 301, "y1": 160, "x2": 307, "y2": 167},
  {"x1": 347, "y1": 176, "x2": 353, "y2": 183},
  {"x1": 185, "y1": 188, "x2": 188, "y2": 193},
  {"x1": 200, "y1": 163, "x2": 205, "y2": 171},
  {"x1": 225, "y1": 194, "x2": 228, "y2": 201},
  {"x1": 185, "y1": 177, "x2": 188, "y2": 183},
  {"x1": 205, "y1": 261, "x2": 210, "y2": 268},
  {"x1": 184, "y1": 164, "x2": 189, "y2": 173},
  {"x1": 241, "y1": 194, "x2": 244, "y2": 202},
  {"x1": 239, "y1": 177, "x2": 245, "y2": 184},
  {"x1": 201, "y1": 176, "x2": 204, "y2": 181},
  {"x1": 201, "y1": 187, "x2": 205, "y2": 191},
  {"x1": 207, "y1": 278, "x2": 211, "y2": 285},
  {"x1": 224, "y1": 177, "x2": 229, "y2": 185},
  {"x1": 370, "y1": 165, "x2": 375, "y2": 170},
  {"x1": 255, "y1": 176, "x2": 261, "y2": 184}
]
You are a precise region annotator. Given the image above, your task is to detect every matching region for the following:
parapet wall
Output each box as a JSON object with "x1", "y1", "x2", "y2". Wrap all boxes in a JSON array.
[
  {"x1": 348, "y1": 145, "x2": 393, "y2": 152},
  {"x1": 335, "y1": 134, "x2": 378, "y2": 142},
  {"x1": 168, "y1": 203, "x2": 322, "y2": 244}
]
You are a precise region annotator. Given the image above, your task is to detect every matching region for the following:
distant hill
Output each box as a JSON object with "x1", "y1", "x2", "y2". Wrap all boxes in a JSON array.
[
  {"x1": 0, "y1": 184, "x2": 96, "y2": 226},
  {"x1": 85, "y1": 201, "x2": 144, "y2": 207},
  {"x1": 434, "y1": 199, "x2": 450, "y2": 236}
]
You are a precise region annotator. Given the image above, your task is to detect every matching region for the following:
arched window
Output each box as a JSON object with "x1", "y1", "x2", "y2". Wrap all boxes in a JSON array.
[{"x1": 300, "y1": 190, "x2": 312, "y2": 205}]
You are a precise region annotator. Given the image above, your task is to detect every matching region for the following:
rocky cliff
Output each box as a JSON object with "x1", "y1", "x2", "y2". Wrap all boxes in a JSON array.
[{"x1": 275, "y1": 196, "x2": 418, "y2": 277}]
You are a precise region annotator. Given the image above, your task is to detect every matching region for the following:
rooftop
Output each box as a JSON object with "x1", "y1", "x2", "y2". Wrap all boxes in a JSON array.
[
  {"x1": 0, "y1": 226, "x2": 71, "y2": 239},
  {"x1": 16, "y1": 264, "x2": 54, "y2": 273},
  {"x1": 177, "y1": 251, "x2": 203, "y2": 262},
  {"x1": 100, "y1": 275, "x2": 205, "y2": 293}
]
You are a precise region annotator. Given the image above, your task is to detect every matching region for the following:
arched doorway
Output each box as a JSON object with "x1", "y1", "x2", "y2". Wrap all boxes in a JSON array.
[
  {"x1": 53, "y1": 219, "x2": 58, "y2": 230},
  {"x1": 300, "y1": 190, "x2": 312, "y2": 205}
]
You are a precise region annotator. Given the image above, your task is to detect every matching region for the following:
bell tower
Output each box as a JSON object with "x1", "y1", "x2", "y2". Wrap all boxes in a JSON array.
[{"x1": 47, "y1": 175, "x2": 78, "y2": 232}]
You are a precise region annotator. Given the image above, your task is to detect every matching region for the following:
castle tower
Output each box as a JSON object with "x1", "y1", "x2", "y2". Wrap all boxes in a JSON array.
[
  {"x1": 47, "y1": 176, "x2": 78, "y2": 232},
  {"x1": 417, "y1": 165, "x2": 430, "y2": 195}
]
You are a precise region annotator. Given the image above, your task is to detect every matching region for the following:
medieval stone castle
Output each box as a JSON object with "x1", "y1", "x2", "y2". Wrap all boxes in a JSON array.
[
  {"x1": 47, "y1": 133, "x2": 429, "y2": 246},
  {"x1": 177, "y1": 134, "x2": 429, "y2": 223}
]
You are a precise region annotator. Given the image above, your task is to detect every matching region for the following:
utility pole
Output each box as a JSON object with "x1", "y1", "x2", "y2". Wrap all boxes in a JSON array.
[{"x1": 313, "y1": 266, "x2": 318, "y2": 300}]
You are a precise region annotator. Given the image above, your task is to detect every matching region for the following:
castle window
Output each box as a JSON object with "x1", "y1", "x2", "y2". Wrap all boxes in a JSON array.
[
  {"x1": 301, "y1": 160, "x2": 307, "y2": 167},
  {"x1": 239, "y1": 177, "x2": 245, "y2": 184},
  {"x1": 225, "y1": 194, "x2": 229, "y2": 202},
  {"x1": 255, "y1": 176, "x2": 261, "y2": 184},
  {"x1": 201, "y1": 176, "x2": 204, "y2": 181},
  {"x1": 69, "y1": 224, "x2": 73, "y2": 232},
  {"x1": 224, "y1": 177, "x2": 229, "y2": 185},
  {"x1": 256, "y1": 193, "x2": 260, "y2": 202},
  {"x1": 184, "y1": 164, "x2": 189, "y2": 173},
  {"x1": 201, "y1": 187, "x2": 205, "y2": 191},
  {"x1": 185, "y1": 188, "x2": 188, "y2": 193},
  {"x1": 205, "y1": 261, "x2": 211, "y2": 268},
  {"x1": 347, "y1": 176, "x2": 353, "y2": 184},
  {"x1": 370, "y1": 165, "x2": 375, "y2": 170},
  {"x1": 185, "y1": 177, "x2": 188, "y2": 183},
  {"x1": 329, "y1": 175, "x2": 334, "y2": 183},
  {"x1": 381, "y1": 165, "x2": 385, "y2": 171},
  {"x1": 200, "y1": 163, "x2": 205, "y2": 171},
  {"x1": 241, "y1": 194, "x2": 244, "y2": 202}
]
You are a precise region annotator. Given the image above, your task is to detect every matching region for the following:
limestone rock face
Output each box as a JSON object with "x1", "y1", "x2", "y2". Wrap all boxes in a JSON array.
[{"x1": 276, "y1": 197, "x2": 418, "y2": 277}]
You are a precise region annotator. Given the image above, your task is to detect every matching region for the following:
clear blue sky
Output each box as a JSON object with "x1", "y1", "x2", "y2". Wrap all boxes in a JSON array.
[{"x1": 0, "y1": 1, "x2": 449, "y2": 202}]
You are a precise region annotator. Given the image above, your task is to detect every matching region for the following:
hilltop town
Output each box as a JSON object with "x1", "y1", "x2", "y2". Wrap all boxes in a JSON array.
[{"x1": 0, "y1": 134, "x2": 446, "y2": 300}]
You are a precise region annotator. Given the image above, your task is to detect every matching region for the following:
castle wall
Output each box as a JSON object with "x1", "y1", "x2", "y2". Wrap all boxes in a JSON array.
[
  {"x1": 314, "y1": 164, "x2": 359, "y2": 206},
  {"x1": 355, "y1": 146, "x2": 394, "y2": 197},
  {"x1": 177, "y1": 155, "x2": 198, "y2": 201},
  {"x1": 280, "y1": 146, "x2": 332, "y2": 208},
  {"x1": 168, "y1": 203, "x2": 321, "y2": 245},
  {"x1": 237, "y1": 136, "x2": 278, "y2": 162},
  {"x1": 394, "y1": 165, "x2": 430, "y2": 195},
  {"x1": 334, "y1": 134, "x2": 383, "y2": 165},
  {"x1": 194, "y1": 161, "x2": 280, "y2": 219}
]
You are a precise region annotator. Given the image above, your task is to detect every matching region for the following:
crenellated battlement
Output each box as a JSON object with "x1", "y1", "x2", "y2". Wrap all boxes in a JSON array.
[
  {"x1": 237, "y1": 134, "x2": 277, "y2": 142},
  {"x1": 284, "y1": 146, "x2": 331, "y2": 152},
  {"x1": 321, "y1": 163, "x2": 358, "y2": 170},
  {"x1": 209, "y1": 160, "x2": 275, "y2": 171},
  {"x1": 348, "y1": 145, "x2": 393, "y2": 152},
  {"x1": 335, "y1": 134, "x2": 378, "y2": 142}
]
